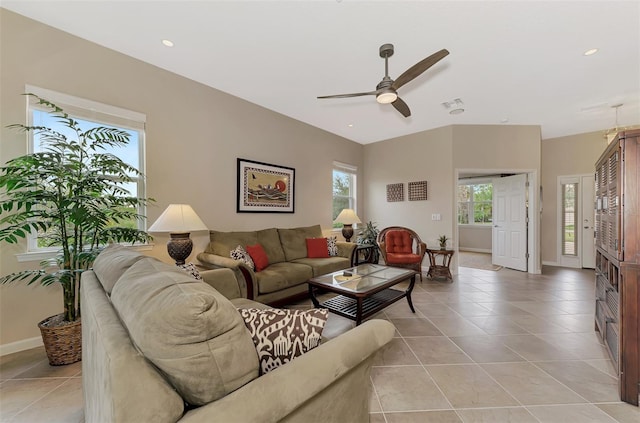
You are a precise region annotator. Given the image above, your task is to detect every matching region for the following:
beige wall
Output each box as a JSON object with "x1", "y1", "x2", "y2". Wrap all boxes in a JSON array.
[
  {"x1": 363, "y1": 126, "x2": 454, "y2": 248},
  {"x1": 0, "y1": 9, "x2": 616, "y2": 351},
  {"x1": 363, "y1": 124, "x2": 541, "y2": 269},
  {"x1": 540, "y1": 131, "x2": 608, "y2": 264},
  {"x1": 459, "y1": 226, "x2": 492, "y2": 251},
  {"x1": 0, "y1": 10, "x2": 362, "y2": 349}
]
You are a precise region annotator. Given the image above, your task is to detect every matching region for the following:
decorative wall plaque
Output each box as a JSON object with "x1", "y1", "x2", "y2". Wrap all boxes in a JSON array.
[
  {"x1": 386, "y1": 183, "x2": 404, "y2": 202},
  {"x1": 408, "y1": 181, "x2": 428, "y2": 201}
]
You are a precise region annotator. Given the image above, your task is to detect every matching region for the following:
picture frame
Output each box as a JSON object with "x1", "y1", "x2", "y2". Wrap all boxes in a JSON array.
[
  {"x1": 386, "y1": 183, "x2": 404, "y2": 202},
  {"x1": 408, "y1": 180, "x2": 428, "y2": 201},
  {"x1": 237, "y1": 158, "x2": 295, "y2": 213}
]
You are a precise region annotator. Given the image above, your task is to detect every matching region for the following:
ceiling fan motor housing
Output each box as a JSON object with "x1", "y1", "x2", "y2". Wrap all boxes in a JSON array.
[{"x1": 379, "y1": 43, "x2": 394, "y2": 58}]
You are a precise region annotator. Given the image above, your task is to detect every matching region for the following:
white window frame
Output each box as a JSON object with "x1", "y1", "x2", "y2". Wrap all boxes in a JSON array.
[
  {"x1": 17, "y1": 86, "x2": 148, "y2": 261},
  {"x1": 457, "y1": 178, "x2": 493, "y2": 226},
  {"x1": 332, "y1": 161, "x2": 358, "y2": 229}
]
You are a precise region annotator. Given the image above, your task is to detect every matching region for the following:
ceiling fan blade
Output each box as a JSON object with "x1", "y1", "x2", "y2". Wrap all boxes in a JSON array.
[
  {"x1": 392, "y1": 97, "x2": 411, "y2": 117},
  {"x1": 317, "y1": 90, "x2": 379, "y2": 99},
  {"x1": 391, "y1": 49, "x2": 449, "y2": 91}
]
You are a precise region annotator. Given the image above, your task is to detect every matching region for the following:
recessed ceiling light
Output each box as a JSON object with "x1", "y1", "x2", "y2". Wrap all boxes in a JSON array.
[
  {"x1": 583, "y1": 48, "x2": 598, "y2": 56},
  {"x1": 162, "y1": 39, "x2": 174, "y2": 47},
  {"x1": 449, "y1": 108, "x2": 464, "y2": 115},
  {"x1": 500, "y1": 118, "x2": 509, "y2": 123},
  {"x1": 347, "y1": 124, "x2": 354, "y2": 128}
]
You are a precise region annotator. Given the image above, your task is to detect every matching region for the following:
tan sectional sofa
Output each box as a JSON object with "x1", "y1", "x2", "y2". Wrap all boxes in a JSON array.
[
  {"x1": 197, "y1": 225, "x2": 356, "y2": 306},
  {"x1": 82, "y1": 244, "x2": 395, "y2": 422}
]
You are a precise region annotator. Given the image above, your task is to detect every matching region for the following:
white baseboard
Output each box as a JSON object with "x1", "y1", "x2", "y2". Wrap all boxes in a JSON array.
[
  {"x1": 459, "y1": 248, "x2": 492, "y2": 253},
  {"x1": 0, "y1": 336, "x2": 43, "y2": 356},
  {"x1": 542, "y1": 260, "x2": 560, "y2": 267}
]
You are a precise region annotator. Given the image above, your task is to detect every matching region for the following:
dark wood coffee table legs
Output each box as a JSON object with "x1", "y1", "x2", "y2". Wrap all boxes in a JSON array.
[{"x1": 309, "y1": 273, "x2": 416, "y2": 325}]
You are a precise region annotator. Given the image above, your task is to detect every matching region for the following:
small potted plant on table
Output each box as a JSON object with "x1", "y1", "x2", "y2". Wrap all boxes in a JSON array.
[{"x1": 438, "y1": 235, "x2": 450, "y2": 250}]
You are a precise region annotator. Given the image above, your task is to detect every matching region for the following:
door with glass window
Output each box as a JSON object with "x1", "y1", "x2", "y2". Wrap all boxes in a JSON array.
[{"x1": 558, "y1": 174, "x2": 595, "y2": 268}]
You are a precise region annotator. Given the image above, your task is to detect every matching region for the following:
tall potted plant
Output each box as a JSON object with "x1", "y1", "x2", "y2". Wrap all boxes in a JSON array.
[
  {"x1": 0, "y1": 95, "x2": 152, "y2": 365},
  {"x1": 357, "y1": 221, "x2": 380, "y2": 263}
]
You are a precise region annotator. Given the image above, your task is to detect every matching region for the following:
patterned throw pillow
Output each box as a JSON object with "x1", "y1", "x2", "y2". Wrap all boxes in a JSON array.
[
  {"x1": 230, "y1": 245, "x2": 255, "y2": 270},
  {"x1": 239, "y1": 308, "x2": 329, "y2": 375},
  {"x1": 327, "y1": 236, "x2": 338, "y2": 257},
  {"x1": 178, "y1": 262, "x2": 202, "y2": 280}
]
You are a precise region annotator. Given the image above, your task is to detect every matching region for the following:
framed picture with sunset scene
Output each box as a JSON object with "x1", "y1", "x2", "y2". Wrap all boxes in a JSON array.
[{"x1": 237, "y1": 158, "x2": 295, "y2": 213}]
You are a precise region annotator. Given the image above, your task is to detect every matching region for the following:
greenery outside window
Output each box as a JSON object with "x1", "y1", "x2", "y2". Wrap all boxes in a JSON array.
[
  {"x1": 457, "y1": 181, "x2": 493, "y2": 225},
  {"x1": 332, "y1": 161, "x2": 357, "y2": 229},
  {"x1": 25, "y1": 86, "x2": 147, "y2": 253}
]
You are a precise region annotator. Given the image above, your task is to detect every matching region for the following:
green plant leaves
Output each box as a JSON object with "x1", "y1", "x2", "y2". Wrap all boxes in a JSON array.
[{"x1": 0, "y1": 94, "x2": 154, "y2": 322}]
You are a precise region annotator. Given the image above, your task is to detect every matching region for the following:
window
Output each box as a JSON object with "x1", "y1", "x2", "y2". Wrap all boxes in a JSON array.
[
  {"x1": 457, "y1": 181, "x2": 493, "y2": 225},
  {"x1": 332, "y1": 162, "x2": 357, "y2": 228},
  {"x1": 561, "y1": 182, "x2": 577, "y2": 256},
  {"x1": 25, "y1": 86, "x2": 147, "y2": 252}
]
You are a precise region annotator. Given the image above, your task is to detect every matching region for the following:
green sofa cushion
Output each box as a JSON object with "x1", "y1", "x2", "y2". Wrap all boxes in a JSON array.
[
  {"x1": 92, "y1": 243, "x2": 146, "y2": 294},
  {"x1": 255, "y1": 262, "x2": 313, "y2": 294},
  {"x1": 206, "y1": 230, "x2": 258, "y2": 256},
  {"x1": 291, "y1": 257, "x2": 352, "y2": 277},
  {"x1": 110, "y1": 258, "x2": 259, "y2": 406},
  {"x1": 207, "y1": 228, "x2": 286, "y2": 265},
  {"x1": 278, "y1": 225, "x2": 323, "y2": 261}
]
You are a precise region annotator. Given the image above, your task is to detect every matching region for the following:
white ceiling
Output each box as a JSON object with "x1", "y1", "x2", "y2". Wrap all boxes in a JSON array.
[{"x1": 3, "y1": 1, "x2": 639, "y2": 144}]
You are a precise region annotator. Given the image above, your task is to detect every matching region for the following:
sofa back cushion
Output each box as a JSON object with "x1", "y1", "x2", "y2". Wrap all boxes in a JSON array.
[
  {"x1": 110, "y1": 258, "x2": 259, "y2": 406},
  {"x1": 278, "y1": 225, "x2": 323, "y2": 261},
  {"x1": 92, "y1": 243, "x2": 147, "y2": 294},
  {"x1": 207, "y1": 228, "x2": 286, "y2": 264}
]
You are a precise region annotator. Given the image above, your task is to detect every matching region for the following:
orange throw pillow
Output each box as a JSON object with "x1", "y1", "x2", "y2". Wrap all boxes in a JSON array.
[
  {"x1": 306, "y1": 238, "x2": 329, "y2": 258},
  {"x1": 246, "y1": 244, "x2": 269, "y2": 271}
]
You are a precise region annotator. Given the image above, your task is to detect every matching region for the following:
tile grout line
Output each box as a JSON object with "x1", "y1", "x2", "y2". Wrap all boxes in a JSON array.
[{"x1": 3, "y1": 375, "x2": 74, "y2": 421}]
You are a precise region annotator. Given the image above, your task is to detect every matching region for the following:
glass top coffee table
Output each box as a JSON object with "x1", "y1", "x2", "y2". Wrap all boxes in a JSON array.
[{"x1": 308, "y1": 264, "x2": 417, "y2": 325}]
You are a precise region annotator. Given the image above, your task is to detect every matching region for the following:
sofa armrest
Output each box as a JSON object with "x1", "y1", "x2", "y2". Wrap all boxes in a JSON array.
[
  {"x1": 200, "y1": 268, "x2": 244, "y2": 300},
  {"x1": 336, "y1": 241, "x2": 357, "y2": 259},
  {"x1": 180, "y1": 319, "x2": 395, "y2": 423},
  {"x1": 197, "y1": 252, "x2": 256, "y2": 299}
]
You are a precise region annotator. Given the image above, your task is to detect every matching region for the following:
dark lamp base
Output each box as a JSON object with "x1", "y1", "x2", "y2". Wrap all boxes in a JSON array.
[
  {"x1": 167, "y1": 233, "x2": 193, "y2": 265},
  {"x1": 342, "y1": 224, "x2": 355, "y2": 243}
]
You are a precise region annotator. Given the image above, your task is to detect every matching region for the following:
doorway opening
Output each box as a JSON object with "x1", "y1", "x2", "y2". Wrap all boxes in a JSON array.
[{"x1": 455, "y1": 169, "x2": 540, "y2": 275}]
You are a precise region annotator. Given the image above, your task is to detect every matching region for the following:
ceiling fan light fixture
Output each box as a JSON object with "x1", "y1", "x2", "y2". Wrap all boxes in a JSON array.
[{"x1": 376, "y1": 90, "x2": 397, "y2": 104}]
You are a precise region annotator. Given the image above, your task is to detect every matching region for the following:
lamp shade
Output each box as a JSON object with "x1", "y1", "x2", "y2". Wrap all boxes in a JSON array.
[
  {"x1": 148, "y1": 204, "x2": 208, "y2": 234},
  {"x1": 333, "y1": 208, "x2": 362, "y2": 225}
]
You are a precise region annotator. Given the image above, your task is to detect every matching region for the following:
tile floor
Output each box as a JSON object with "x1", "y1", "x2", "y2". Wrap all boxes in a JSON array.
[{"x1": 1, "y1": 265, "x2": 639, "y2": 422}]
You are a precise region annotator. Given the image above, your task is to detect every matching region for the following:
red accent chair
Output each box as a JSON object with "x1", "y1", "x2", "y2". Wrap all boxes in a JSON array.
[{"x1": 377, "y1": 226, "x2": 427, "y2": 281}]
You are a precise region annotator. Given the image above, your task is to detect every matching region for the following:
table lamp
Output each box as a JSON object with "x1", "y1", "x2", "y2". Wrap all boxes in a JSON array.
[
  {"x1": 148, "y1": 204, "x2": 208, "y2": 265},
  {"x1": 333, "y1": 208, "x2": 361, "y2": 242}
]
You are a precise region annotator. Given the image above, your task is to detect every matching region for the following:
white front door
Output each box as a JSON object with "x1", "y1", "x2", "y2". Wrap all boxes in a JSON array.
[
  {"x1": 581, "y1": 174, "x2": 596, "y2": 268},
  {"x1": 492, "y1": 174, "x2": 528, "y2": 271}
]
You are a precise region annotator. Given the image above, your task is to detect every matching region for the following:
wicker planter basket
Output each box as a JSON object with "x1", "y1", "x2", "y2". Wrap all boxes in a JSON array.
[{"x1": 38, "y1": 314, "x2": 82, "y2": 366}]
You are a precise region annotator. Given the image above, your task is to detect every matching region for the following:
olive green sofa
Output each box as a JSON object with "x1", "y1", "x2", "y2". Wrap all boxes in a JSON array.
[
  {"x1": 82, "y1": 244, "x2": 395, "y2": 423},
  {"x1": 197, "y1": 225, "x2": 356, "y2": 306}
]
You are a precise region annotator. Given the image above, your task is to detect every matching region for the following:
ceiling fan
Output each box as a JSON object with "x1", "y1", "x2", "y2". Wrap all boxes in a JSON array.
[{"x1": 318, "y1": 44, "x2": 449, "y2": 118}]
